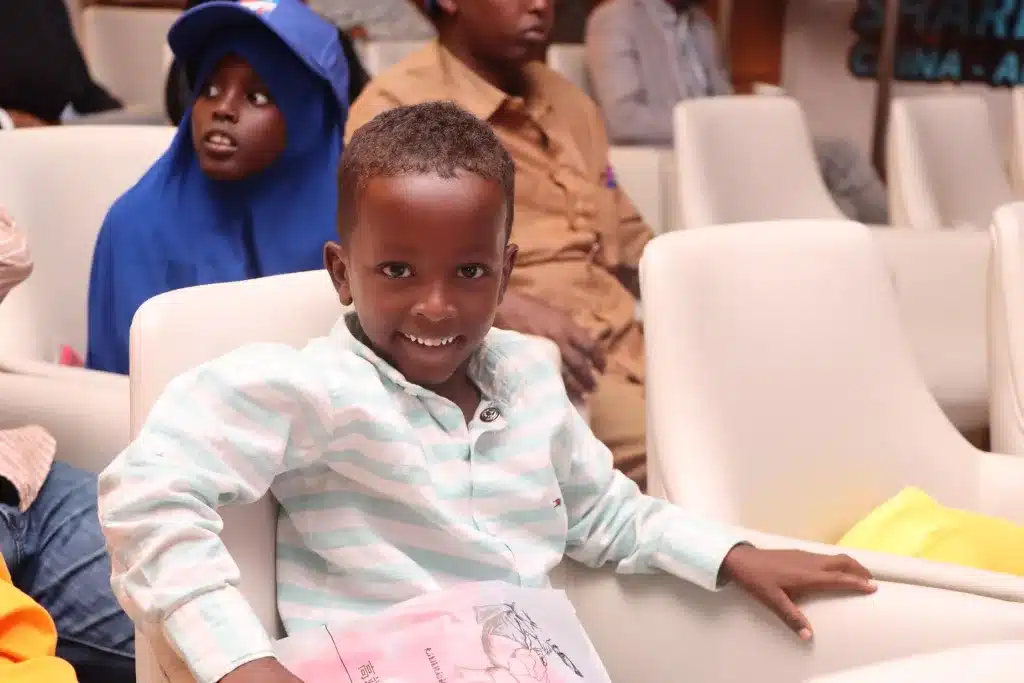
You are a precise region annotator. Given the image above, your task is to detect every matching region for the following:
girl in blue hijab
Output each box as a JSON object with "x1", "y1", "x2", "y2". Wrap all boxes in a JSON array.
[{"x1": 86, "y1": 0, "x2": 348, "y2": 374}]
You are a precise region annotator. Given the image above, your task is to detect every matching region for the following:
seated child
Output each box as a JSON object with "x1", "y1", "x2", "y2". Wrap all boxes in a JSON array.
[
  {"x1": 86, "y1": 0, "x2": 350, "y2": 375},
  {"x1": 98, "y1": 102, "x2": 876, "y2": 683}
]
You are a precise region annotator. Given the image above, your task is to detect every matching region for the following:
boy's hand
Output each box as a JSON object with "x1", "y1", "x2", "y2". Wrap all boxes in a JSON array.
[
  {"x1": 721, "y1": 544, "x2": 877, "y2": 640},
  {"x1": 218, "y1": 657, "x2": 304, "y2": 683},
  {"x1": 496, "y1": 292, "x2": 606, "y2": 399}
]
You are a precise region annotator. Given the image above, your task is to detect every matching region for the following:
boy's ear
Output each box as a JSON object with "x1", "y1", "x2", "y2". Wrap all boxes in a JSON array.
[
  {"x1": 497, "y1": 243, "x2": 518, "y2": 304},
  {"x1": 323, "y1": 241, "x2": 353, "y2": 306}
]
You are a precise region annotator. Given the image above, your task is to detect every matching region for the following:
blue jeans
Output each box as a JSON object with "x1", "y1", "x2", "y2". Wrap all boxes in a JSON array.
[{"x1": 0, "y1": 462, "x2": 135, "y2": 683}]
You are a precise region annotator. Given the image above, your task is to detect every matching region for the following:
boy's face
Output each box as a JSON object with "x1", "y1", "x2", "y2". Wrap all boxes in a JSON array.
[
  {"x1": 190, "y1": 55, "x2": 287, "y2": 181},
  {"x1": 325, "y1": 173, "x2": 517, "y2": 391}
]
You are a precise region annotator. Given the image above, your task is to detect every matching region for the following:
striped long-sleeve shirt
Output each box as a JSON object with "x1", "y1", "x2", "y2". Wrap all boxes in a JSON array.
[
  {"x1": 0, "y1": 207, "x2": 31, "y2": 303},
  {"x1": 99, "y1": 316, "x2": 745, "y2": 683}
]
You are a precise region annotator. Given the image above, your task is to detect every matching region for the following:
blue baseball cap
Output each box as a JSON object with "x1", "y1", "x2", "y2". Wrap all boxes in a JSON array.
[{"x1": 168, "y1": 0, "x2": 347, "y2": 109}]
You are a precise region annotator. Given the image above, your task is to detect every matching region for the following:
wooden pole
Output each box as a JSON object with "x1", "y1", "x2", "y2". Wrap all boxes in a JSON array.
[{"x1": 870, "y1": 0, "x2": 900, "y2": 180}]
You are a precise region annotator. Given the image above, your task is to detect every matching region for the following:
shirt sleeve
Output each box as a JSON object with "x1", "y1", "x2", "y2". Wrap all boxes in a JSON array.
[
  {"x1": 584, "y1": 6, "x2": 674, "y2": 146},
  {"x1": 0, "y1": 208, "x2": 32, "y2": 303},
  {"x1": 557, "y1": 404, "x2": 745, "y2": 591},
  {"x1": 98, "y1": 344, "x2": 335, "y2": 683}
]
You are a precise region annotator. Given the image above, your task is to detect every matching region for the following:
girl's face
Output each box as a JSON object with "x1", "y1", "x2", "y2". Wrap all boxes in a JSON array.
[{"x1": 190, "y1": 54, "x2": 287, "y2": 181}]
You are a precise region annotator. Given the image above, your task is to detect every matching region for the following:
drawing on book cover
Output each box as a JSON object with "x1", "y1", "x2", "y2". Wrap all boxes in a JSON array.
[{"x1": 454, "y1": 602, "x2": 585, "y2": 683}]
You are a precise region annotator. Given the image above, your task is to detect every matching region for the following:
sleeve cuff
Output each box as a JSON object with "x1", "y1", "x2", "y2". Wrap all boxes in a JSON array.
[
  {"x1": 0, "y1": 109, "x2": 14, "y2": 130},
  {"x1": 650, "y1": 515, "x2": 748, "y2": 592},
  {"x1": 164, "y1": 586, "x2": 276, "y2": 683}
]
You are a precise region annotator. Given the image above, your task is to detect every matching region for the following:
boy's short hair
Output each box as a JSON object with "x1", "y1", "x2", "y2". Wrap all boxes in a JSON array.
[{"x1": 337, "y1": 101, "x2": 515, "y2": 241}]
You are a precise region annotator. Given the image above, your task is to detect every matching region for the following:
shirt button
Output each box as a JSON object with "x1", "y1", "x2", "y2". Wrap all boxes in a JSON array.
[{"x1": 480, "y1": 406, "x2": 500, "y2": 423}]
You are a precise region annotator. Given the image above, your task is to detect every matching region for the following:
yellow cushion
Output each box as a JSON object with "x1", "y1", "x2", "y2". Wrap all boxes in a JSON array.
[{"x1": 838, "y1": 487, "x2": 1024, "y2": 576}]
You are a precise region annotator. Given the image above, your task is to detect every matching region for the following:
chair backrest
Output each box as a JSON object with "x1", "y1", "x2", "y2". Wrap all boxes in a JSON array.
[
  {"x1": 546, "y1": 44, "x2": 591, "y2": 96},
  {"x1": 888, "y1": 95, "x2": 1012, "y2": 230},
  {"x1": 874, "y1": 229, "x2": 990, "y2": 435},
  {"x1": 607, "y1": 146, "x2": 676, "y2": 235},
  {"x1": 1010, "y1": 88, "x2": 1024, "y2": 199},
  {"x1": 0, "y1": 126, "x2": 175, "y2": 361},
  {"x1": 354, "y1": 40, "x2": 429, "y2": 75},
  {"x1": 673, "y1": 96, "x2": 844, "y2": 230},
  {"x1": 989, "y1": 203, "x2": 1024, "y2": 454},
  {"x1": 640, "y1": 220, "x2": 977, "y2": 543},
  {"x1": 130, "y1": 269, "x2": 346, "y2": 647},
  {"x1": 80, "y1": 6, "x2": 181, "y2": 106}
]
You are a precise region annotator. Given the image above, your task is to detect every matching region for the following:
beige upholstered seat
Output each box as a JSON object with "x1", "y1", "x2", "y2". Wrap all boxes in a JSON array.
[
  {"x1": 353, "y1": 40, "x2": 429, "y2": 75},
  {"x1": 546, "y1": 43, "x2": 590, "y2": 95},
  {"x1": 874, "y1": 229, "x2": 989, "y2": 439},
  {"x1": 127, "y1": 270, "x2": 1024, "y2": 683},
  {"x1": 804, "y1": 641, "x2": 1024, "y2": 683},
  {"x1": 0, "y1": 126, "x2": 174, "y2": 378},
  {"x1": 887, "y1": 95, "x2": 1012, "y2": 230},
  {"x1": 673, "y1": 95, "x2": 844, "y2": 230},
  {"x1": 641, "y1": 220, "x2": 1024, "y2": 601},
  {"x1": 988, "y1": 202, "x2": 1024, "y2": 454}
]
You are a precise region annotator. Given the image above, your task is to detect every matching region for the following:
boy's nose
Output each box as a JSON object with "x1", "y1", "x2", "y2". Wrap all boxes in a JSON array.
[{"x1": 413, "y1": 283, "x2": 456, "y2": 322}]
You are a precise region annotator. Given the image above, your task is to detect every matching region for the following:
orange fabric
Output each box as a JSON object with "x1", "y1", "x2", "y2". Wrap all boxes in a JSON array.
[
  {"x1": 346, "y1": 43, "x2": 650, "y2": 483},
  {"x1": 0, "y1": 558, "x2": 78, "y2": 682}
]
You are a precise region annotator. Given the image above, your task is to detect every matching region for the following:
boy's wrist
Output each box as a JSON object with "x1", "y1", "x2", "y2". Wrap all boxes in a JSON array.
[{"x1": 218, "y1": 657, "x2": 302, "y2": 683}]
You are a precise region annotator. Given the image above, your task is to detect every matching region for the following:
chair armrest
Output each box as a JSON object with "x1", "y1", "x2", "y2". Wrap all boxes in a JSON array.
[
  {"x1": 561, "y1": 560, "x2": 1024, "y2": 683},
  {"x1": 740, "y1": 527, "x2": 1024, "y2": 603},
  {"x1": 976, "y1": 450, "x2": 1024, "y2": 525},
  {"x1": 0, "y1": 356, "x2": 128, "y2": 391},
  {"x1": 0, "y1": 371, "x2": 129, "y2": 473},
  {"x1": 804, "y1": 641, "x2": 1024, "y2": 682}
]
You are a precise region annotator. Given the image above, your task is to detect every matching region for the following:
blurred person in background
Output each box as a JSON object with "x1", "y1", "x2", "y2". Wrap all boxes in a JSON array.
[
  {"x1": 347, "y1": 0, "x2": 651, "y2": 487},
  {"x1": 0, "y1": 0, "x2": 122, "y2": 130},
  {"x1": 0, "y1": 207, "x2": 134, "y2": 683},
  {"x1": 585, "y1": 0, "x2": 889, "y2": 224},
  {"x1": 166, "y1": 0, "x2": 369, "y2": 125}
]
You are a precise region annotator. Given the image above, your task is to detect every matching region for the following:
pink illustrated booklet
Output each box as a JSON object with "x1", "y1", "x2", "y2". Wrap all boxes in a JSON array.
[{"x1": 273, "y1": 582, "x2": 611, "y2": 683}]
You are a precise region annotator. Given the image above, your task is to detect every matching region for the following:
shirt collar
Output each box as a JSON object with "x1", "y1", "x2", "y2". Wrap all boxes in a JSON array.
[
  {"x1": 432, "y1": 43, "x2": 552, "y2": 123},
  {"x1": 329, "y1": 313, "x2": 522, "y2": 410}
]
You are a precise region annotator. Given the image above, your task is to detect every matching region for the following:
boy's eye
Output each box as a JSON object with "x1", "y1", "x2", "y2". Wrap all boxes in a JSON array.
[
  {"x1": 457, "y1": 265, "x2": 488, "y2": 279},
  {"x1": 248, "y1": 91, "x2": 271, "y2": 106},
  {"x1": 379, "y1": 263, "x2": 413, "y2": 279},
  {"x1": 201, "y1": 83, "x2": 220, "y2": 98}
]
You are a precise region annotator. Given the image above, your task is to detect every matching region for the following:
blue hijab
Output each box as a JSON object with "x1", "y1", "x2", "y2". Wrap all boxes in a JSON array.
[{"x1": 86, "y1": 4, "x2": 346, "y2": 374}]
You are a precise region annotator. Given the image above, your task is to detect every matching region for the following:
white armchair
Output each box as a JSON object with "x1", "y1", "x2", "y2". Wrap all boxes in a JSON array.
[
  {"x1": 673, "y1": 96, "x2": 845, "y2": 230},
  {"x1": 874, "y1": 229, "x2": 989, "y2": 440},
  {"x1": 0, "y1": 125, "x2": 174, "y2": 378},
  {"x1": 640, "y1": 220, "x2": 1024, "y2": 600},
  {"x1": 128, "y1": 270, "x2": 1024, "y2": 683},
  {"x1": 887, "y1": 95, "x2": 1012, "y2": 230},
  {"x1": 989, "y1": 202, "x2": 1024, "y2": 454},
  {"x1": 804, "y1": 641, "x2": 1024, "y2": 683},
  {"x1": 353, "y1": 40, "x2": 429, "y2": 75},
  {"x1": 607, "y1": 145, "x2": 677, "y2": 235}
]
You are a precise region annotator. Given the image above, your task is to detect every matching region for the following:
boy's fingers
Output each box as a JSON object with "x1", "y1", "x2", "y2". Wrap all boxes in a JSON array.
[
  {"x1": 826, "y1": 554, "x2": 874, "y2": 581},
  {"x1": 763, "y1": 587, "x2": 813, "y2": 640},
  {"x1": 792, "y1": 571, "x2": 877, "y2": 596}
]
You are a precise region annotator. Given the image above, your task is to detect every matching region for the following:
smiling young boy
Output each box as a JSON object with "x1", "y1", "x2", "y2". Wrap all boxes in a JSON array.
[{"x1": 99, "y1": 102, "x2": 875, "y2": 683}]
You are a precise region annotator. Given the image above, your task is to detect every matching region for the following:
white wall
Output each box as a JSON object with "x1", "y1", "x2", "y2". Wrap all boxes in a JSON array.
[{"x1": 780, "y1": 0, "x2": 1014, "y2": 154}]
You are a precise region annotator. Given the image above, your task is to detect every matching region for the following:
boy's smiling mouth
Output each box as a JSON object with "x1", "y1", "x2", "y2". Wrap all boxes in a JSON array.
[{"x1": 401, "y1": 333, "x2": 458, "y2": 348}]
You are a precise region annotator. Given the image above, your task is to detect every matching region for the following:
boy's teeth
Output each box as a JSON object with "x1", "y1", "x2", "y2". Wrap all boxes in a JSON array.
[{"x1": 403, "y1": 334, "x2": 456, "y2": 347}]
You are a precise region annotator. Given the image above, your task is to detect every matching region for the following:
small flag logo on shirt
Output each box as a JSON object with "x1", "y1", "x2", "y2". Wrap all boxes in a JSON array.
[
  {"x1": 240, "y1": 0, "x2": 279, "y2": 15},
  {"x1": 553, "y1": 498, "x2": 562, "y2": 508},
  {"x1": 602, "y1": 165, "x2": 618, "y2": 189}
]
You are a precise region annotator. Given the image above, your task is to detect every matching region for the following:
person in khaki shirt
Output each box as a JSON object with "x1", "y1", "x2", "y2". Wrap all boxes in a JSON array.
[{"x1": 346, "y1": 0, "x2": 651, "y2": 486}]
